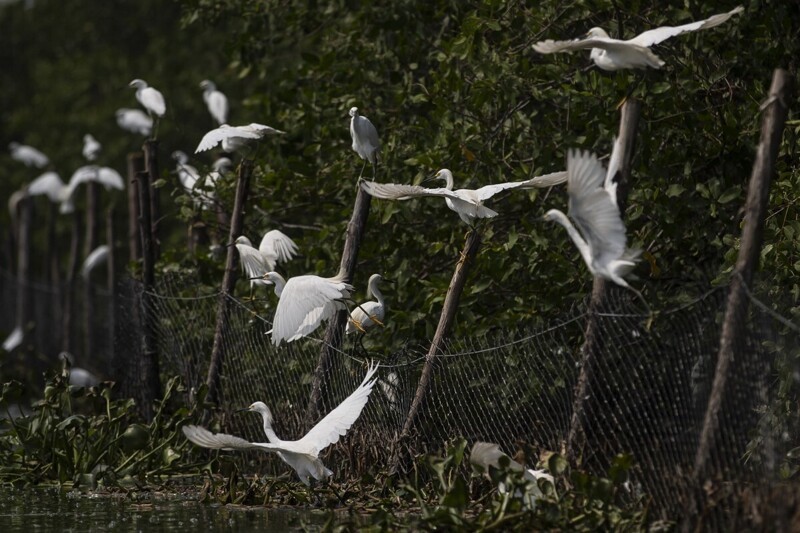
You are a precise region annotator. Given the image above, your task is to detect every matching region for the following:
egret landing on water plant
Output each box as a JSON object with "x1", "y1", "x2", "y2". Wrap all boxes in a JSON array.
[
  {"x1": 183, "y1": 362, "x2": 379, "y2": 486},
  {"x1": 542, "y1": 146, "x2": 646, "y2": 308},
  {"x1": 256, "y1": 271, "x2": 353, "y2": 345},
  {"x1": 532, "y1": 6, "x2": 744, "y2": 71},
  {"x1": 361, "y1": 168, "x2": 567, "y2": 226},
  {"x1": 349, "y1": 107, "x2": 380, "y2": 180}
]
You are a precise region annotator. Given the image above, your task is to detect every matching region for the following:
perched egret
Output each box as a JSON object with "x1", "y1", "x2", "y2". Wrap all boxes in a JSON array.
[
  {"x1": 195, "y1": 123, "x2": 285, "y2": 154},
  {"x1": 9, "y1": 142, "x2": 49, "y2": 168},
  {"x1": 200, "y1": 80, "x2": 229, "y2": 125},
  {"x1": 60, "y1": 165, "x2": 125, "y2": 214},
  {"x1": 533, "y1": 6, "x2": 744, "y2": 71},
  {"x1": 129, "y1": 79, "x2": 166, "y2": 117},
  {"x1": 207, "y1": 157, "x2": 233, "y2": 185},
  {"x1": 82, "y1": 134, "x2": 101, "y2": 162},
  {"x1": 233, "y1": 231, "x2": 299, "y2": 290},
  {"x1": 361, "y1": 168, "x2": 567, "y2": 225},
  {"x1": 257, "y1": 271, "x2": 353, "y2": 345},
  {"x1": 346, "y1": 273, "x2": 390, "y2": 334},
  {"x1": 543, "y1": 148, "x2": 640, "y2": 291},
  {"x1": 349, "y1": 107, "x2": 380, "y2": 179},
  {"x1": 470, "y1": 441, "x2": 554, "y2": 510},
  {"x1": 80, "y1": 245, "x2": 110, "y2": 280},
  {"x1": 26, "y1": 172, "x2": 65, "y2": 203},
  {"x1": 59, "y1": 352, "x2": 100, "y2": 388},
  {"x1": 183, "y1": 362, "x2": 379, "y2": 485},
  {"x1": 171, "y1": 150, "x2": 200, "y2": 189},
  {"x1": 116, "y1": 108, "x2": 153, "y2": 136}
]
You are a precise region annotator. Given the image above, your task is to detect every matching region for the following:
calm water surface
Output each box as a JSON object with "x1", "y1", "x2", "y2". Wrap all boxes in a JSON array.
[{"x1": 0, "y1": 488, "x2": 333, "y2": 532}]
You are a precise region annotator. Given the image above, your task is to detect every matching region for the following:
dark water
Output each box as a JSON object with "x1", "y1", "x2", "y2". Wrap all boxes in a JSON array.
[{"x1": 0, "y1": 488, "x2": 333, "y2": 532}]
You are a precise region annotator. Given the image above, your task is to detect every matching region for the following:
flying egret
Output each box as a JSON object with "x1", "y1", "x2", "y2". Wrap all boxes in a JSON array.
[
  {"x1": 183, "y1": 362, "x2": 379, "y2": 485},
  {"x1": 532, "y1": 6, "x2": 744, "y2": 71},
  {"x1": 349, "y1": 107, "x2": 380, "y2": 179},
  {"x1": 26, "y1": 172, "x2": 65, "y2": 203},
  {"x1": 233, "y1": 231, "x2": 299, "y2": 292},
  {"x1": 9, "y1": 142, "x2": 49, "y2": 168},
  {"x1": 543, "y1": 148, "x2": 641, "y2": 293},
  {"x1": 82, "y1": 134, "x2": 101, "y2": 161},
  {"x1": 59, "y1": 352, "x2": 100, "y2": 388},
  {"x1": 116, "y1": 108, "x2": 153, "y2": 136},
  {"x1": 195, "y1": 123, "x2": 285, "y2": 154},
  {"x1": 346, "y1": 273, "x2": 390, "y2": 334},
  {"x1": 60, "y1": 165, "x2": 125, "y2": 214},
  {"x1": 361, "y1": 168, "x2": 567, "y2": 225},
  {"x1": 470, "y1": 441, "x2": 554, "y2": 510},
  {"x1": 80, "y1": 245, "x2": 110, "y2": 280},
  {"x1": 256, "y1": 271, "x2": 353, "y2": 345},
  {"x1": 200, "y1": 80, "x2": 229, "y2": 125}
]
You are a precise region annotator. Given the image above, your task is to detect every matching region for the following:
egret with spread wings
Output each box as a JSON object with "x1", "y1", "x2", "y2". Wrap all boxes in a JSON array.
[
  {"x1": 195, "y1": 123, "x2": 284, "y2": 154},
  {"x1": 233, "y1": 230, "x2": 299, "y2": 293}
]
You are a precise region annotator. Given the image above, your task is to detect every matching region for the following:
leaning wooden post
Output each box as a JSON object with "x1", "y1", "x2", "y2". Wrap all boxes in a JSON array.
[
  {"x1": 14, "y1": 194, "x2": 33, "y2": 349},
  {"x1": 566, "y1": 99, "x2": 641, "y2": 464},
  {"x1": 400, "y1": 229, "x2": 482, "y2": 438},
  {"x1": 137, "y1": 164, "x2": 161, "y2": 420},
  {"x1": 83, "y1": 181, "x2": 100, "y2": 362},
  {"x1": 127, "y1": 152, "x2": 144, "y2": 263},
  {"x1": 106, "y1": 208, "x2": 116, "y2": 371},
  {"x1": 304, "y1": 187, "x2": 371, "y2": 428},
  {"x1": 144, "y1": 141, "x2": 160, "y2": 260},
  {"x1": 205, "y1": 160, "x2": 253, "y2": 405},
  {"x1": 692, "y1": 69, "x2": 791, "y2": 480},
  {"x1": 46, "y1": 201, "x2": 61, "y2": 348},
  {"x1": 61, "y1": 210, "x2": 81, "y2": 352}
]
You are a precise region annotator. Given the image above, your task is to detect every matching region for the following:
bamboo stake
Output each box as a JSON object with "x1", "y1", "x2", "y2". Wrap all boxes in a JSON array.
[{"x1": 127, "y1": 152, "x2": 144, "y2": 263}]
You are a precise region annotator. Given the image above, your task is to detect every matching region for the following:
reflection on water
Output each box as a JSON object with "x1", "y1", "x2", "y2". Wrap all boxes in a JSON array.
[{"x1": 0, "y1": 488, "x2": 331, "y2": 532}]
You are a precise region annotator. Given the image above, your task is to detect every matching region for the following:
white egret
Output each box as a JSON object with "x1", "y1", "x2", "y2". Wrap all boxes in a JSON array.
[
  {"x1": 533, "y1": 6, "x2": 744, "y2": 71},
  {"x1": 2, "y1": 327, "x2": 23, "y2": 352},
  {"x1": 195, "y1": 123, "x2": 285, "y2": 154},
  {"x1": 361, "y1": 168, "x2": 567, "y2": 225},
  {"x1": 129, "y1": 79, "x2": 166, "y2": 117},
  {"x1": 257, "y1": 271, "x2": 353, "y2": 345},
  {"x1": 60, "y1": 165, "x2": 125, "y2": 214},
  {"x1": 233, "y1": 230, "x2": 299, "y2": 290},
  {"x1": 80, "y1": 245, "x2": 110, "y2": 280},
  {"x1": 542, "y1": 148, "x2": 640, "y2": 291},
  {"x1": 183, "y1": 362, "x2": 379, "y2": 485},
  {"x1": 470, "y1": 441, "x2": 554, "y2": 510},
  {"x1": 171, "y1": 150, "x2": 200, "y2": 190},
  {"x1": 9, "y1": 142, "x2": 49, "y2": 168},
  {"x1": 346, "y1": 273, "x2": 390, "y2": 334},
  {"x1": 82, "y1": 134, "x2": 101, "y2": 161},
  {"x1": 26, "y1": 172, "x2": 65, "y2": 203},
  {"x1": 59, "y1": 352, "x2": 100, "y2": 388},
  {"x1": 116, "y1": 108, "x2": 153, "y2": 136},
  {"x1": 349, "y1": 107, "x2": 380, "y2": 179},
  {"x1": 200, "y1": 80, "x2": 229, "y2": 125}
]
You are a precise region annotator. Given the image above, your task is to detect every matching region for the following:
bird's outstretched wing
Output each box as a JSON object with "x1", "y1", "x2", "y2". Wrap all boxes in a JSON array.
[
  {"x1": 273, "y1": 276, "x2": 351, "y2": 344},
  {"x1": 566, "y1": 149, "x2": 627, "y2": 262},
  {"x1": 298, "y1": 363, "x2": 379, "y2": 454},
  {"x1": 196, "y1": 125, "x2": 259, "y2": 153},
  {"x1": 360, "y1": 180, "x2": 460, "y2": 202},
  {"x1": 605, "y1": 136, "x2": 624, "y2": 206},
  {"x1": 96, "y1": 167, "x2": 125, "y2": 190},
  {"x1": 236, "y1": 243, "x2": 268, "y2": 280},
  {"x1": 472, "y1": 171, "x2": 568, "y2": 201},
  {"x1": 81, "y1": 245, "x2": 110, "y2": 279},
  {"x1": 27, "y1": 172, "x2": 65, "y2": 202},
  {"x1": 244, "y1": 123, "x2": 285, "y2": 136},
  {"x1": 629, "y1": 6, "x2": 744, "y2": 47},
  {"x1": 533, "y1": 36, "x2": 625, "y2": 54},
  {"x1": 183, "y1": 425, "x2": 271, "y2": 451},
  {"x1": 259, "y1": 229, "x2": 299, "y2": 268}
]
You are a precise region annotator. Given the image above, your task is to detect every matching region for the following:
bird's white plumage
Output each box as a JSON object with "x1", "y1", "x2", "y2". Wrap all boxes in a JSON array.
[
  {"x1": 470, "y1": 441, "x2": 554, "y2": 509},
  {"x1": 361, "y1": 168, "x2": 567, "y2": 225},
  {"x1": 2, "y1": 326, "x2": 23, "y2": 352},
  {"x1": 59, "y1": 352, "x2": 100, "y2": 388},
  {"x1": 532, "y1": 6, "x2": 743, "y2": 70},
  {"x1": 346, "y1": 273, "x2": 387, "y2": 334},
  {"x1": 261, "y1": 271, "x2": 352, "y2": 345},
  {"x1": 80, "y1": 245, "x2": 110, "y2": 280},
  {"x1": 349, "y1": 107, "x2": 380, "y2": 164},
  {"x1": 27, "y1": 172, "x2": 65, "y2": 203},
  {"x1": 129, "y1": 79, "x2": 166, "y2": 117},
  {"x1": 60, "y1": 165, "x2": 124, "y2": 214},
  {"x1": 544, "y1": 149, "x2": 639, "y2": 288},
  {"x1": 9, "y1": 142, "x2": 49, "y2": 168},
  {"x1": 183, "y1": 362, "x2": 379, "y2": 484},
  {"x1": 116, "y1": 108, "x2": 153, "y2": 136},
  {"x1": 82, "y1": 134, "x2": 101, "y2": 161},
  {"x1": 200, "y1": 80, "x2": 229, "y2": 125},
  {"x1": 234, "y1": 231, "x2": 298, "y2": 288},
  {"x1": 195, "y1": 123, "x2": 285, "y2": 153}
]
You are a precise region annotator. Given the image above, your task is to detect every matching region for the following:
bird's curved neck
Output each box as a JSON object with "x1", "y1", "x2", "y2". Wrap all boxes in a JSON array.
[
  {"x1": 441, "y1": 173, "x2": 454, "y2": 190},
  {"x1": 259, "y1": 409, "x2": 282, "y2": 443},
  {"x1": 550, "y1": 210, "x2": 593, "y2": 268},
  {"x1": 271, "y1": 274, "x2": 286, "y2": 298},
  {"x1": 368, "y1": 279, "x2": 384, "y2": 305}
]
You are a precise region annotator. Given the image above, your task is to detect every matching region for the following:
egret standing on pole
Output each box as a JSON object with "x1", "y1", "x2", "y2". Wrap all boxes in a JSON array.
[
  {"x1": 349, "y1": 107, "x2": 380, "y2": 180},
  {"x1": 129, "y1": 79, "x2": 166, "y2": 138},
  {"x1": 200, "y1": 80, "x2": 229, "y2": 125}
]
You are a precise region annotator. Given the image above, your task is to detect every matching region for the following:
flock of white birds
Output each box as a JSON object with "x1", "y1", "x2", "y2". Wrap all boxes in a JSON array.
[{"x1": 6, "y1": 6, "x2": 744, "y2": 487}]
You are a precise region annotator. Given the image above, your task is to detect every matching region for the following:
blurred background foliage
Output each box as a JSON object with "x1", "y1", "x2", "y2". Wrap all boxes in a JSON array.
[{"x1": 1, "y1": 0, "x2": 797, "y2": 354}]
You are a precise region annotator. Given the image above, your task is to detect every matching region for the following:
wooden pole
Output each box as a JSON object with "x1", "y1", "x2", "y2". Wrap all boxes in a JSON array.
[
  {"x1": 400, "y1": 229, "x2": 482, "y2": 438},
  {"x1": 127, "y1": 152, "x2": 143, "y2": 263},
  {"x1": 566, "y1": 99, "x2": 641, "y2": 464},
  {"x1": 46, "y1": 201, "x2": 62, "y2": 352},
  {"x1": 137, "y1": 163, "x2": 161, "y2": 420},
  {"x1": 304, "y1": 187, "x2": 371, "y2": 428},
  {"x1": 692, "y1": 69, "x2": 791, "y2": 480},
  {"x1": 205, "y1": 160, "x2": 253, "y2": 405},
  {"x1": 106, "y1": 207, "x2": 116, "y2": 374},
  {"x1": 83, "y1": 181, "x2": 99, "y2": 362},
  {"x1": 14, "y1": 194, "x2": 32, "y2": 349},
  {"x1": 61, "y1": 210, "x2": 81, "y2": 352},
  {"x1": 144, "y1": 142, "x2": 160, "y2": 260}
]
